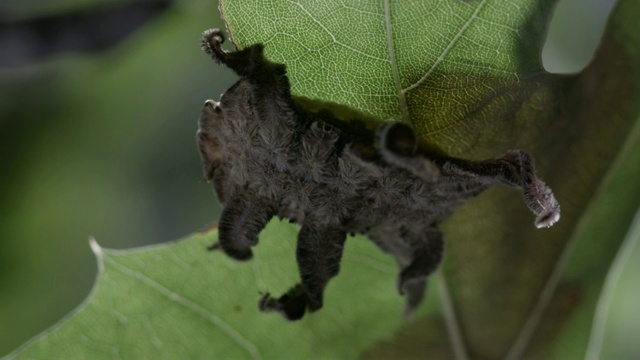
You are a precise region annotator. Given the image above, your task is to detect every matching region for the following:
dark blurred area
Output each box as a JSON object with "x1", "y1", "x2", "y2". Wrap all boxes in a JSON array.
[
  {"x1": 0, "y1": 0, "x2": 172, "y2": 67},
  {"x1": 0, "y1": 0, "x2": 232, "y2": 354}
]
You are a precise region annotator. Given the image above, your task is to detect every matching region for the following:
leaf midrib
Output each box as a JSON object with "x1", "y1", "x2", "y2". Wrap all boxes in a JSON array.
[
  {"x1": 383, "y1": 0, "x2": 408, "y2": 122},
  {"x1": 104, "y1": 253, "x2": 263, "y2": 360}
]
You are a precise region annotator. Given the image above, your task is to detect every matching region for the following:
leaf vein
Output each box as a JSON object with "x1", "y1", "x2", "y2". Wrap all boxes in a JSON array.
[
  {"x1": 403, "y1": 0, "x2": 489, "y2": 93},
  {"x1": 105, "y1": 256, "x2": 263, "y2": 360},
  {"x1": 383, "y1": 0, "x2": 409, "y2": 121},
  {"x1": 437, "y1": 273, "x2": 470, "y2": 360},
  {"x1": 285, "y1": 0, "x2": 390, "y2": 62}
]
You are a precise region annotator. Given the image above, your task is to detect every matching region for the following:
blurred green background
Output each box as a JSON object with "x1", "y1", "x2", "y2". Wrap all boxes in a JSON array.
[{"x1": 0, "y1": 0, "x2": 636, "y2": 357}]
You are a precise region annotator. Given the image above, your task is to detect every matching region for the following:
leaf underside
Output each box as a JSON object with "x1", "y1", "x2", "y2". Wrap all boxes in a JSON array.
[{"x1": 10, "y1": 0, "x2": 640, "y2": 359}]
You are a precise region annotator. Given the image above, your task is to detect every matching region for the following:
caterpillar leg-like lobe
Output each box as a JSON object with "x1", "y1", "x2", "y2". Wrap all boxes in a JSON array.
[
  {"x1": 376, "y1": 122, "x2": 440, "y2": 182},
  {"x1": 442, "y1": 150, "x2": 560, "y2": 228},
  {"x1": 214, "y1": 193, "x2": 276, "y2": 261},
  {"x1": 509, "y1": 151, "x2": 561, "y2": 228},
  {"x1": 197, "y1": 100, "x2": 223, "y2": 181},
  {"x1": 376, "y1": 122, "x2": 560, "y2": 228},
  {"x1": 258, "y1": 284, "x2": 308, "y2": 321},
  {"x1": 297, "y1": 224, "x2": 347, "y2": 311},
  {"x1": 201, "y1": 28, "x2": 265, "y2": 77},
  {"x1": 398, "y1": 229, "x2": 444, "y2": 318},
  {"x1": 201, "y1": 28, "x2": 296, "y2": 129},
  {"x1": 259, "y1": 224, "x2": 346, "y2": 320},
  {"x1": 197, "y1": 100, "x2": 235, "y2": 205}
]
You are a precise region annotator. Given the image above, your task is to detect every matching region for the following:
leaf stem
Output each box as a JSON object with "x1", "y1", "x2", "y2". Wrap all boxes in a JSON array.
[
  {"x1": 503, "y1": 228, "x2": 580, "y2": 360},
  {"x1": 437, "y1": 272, "x2": 470, "y2": 360}
]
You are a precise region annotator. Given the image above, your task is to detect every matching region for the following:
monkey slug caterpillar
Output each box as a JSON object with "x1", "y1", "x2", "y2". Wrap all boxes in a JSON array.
[{"x1": 197, "y1": 29, "x2": 560, "y2": 321}]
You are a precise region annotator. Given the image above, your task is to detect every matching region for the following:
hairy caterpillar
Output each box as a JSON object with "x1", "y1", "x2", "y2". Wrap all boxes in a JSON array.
[{"x1": 197, "y1": 29, "x2": 560, "y2": 321}]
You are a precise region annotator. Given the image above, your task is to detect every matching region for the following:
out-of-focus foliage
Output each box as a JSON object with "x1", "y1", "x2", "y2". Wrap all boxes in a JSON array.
[{"x1": 0, "y1": 0, "x2": 232, "y2": 354}]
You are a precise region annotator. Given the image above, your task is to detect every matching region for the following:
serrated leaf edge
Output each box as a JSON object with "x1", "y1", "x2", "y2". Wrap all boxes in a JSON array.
[{"x1": 2, "y1": 238, "x2": 105, "y2": 360}]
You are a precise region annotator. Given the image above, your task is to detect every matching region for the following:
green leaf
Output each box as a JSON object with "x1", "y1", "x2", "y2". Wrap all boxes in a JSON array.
[
  {"x1": 220, "y1": 0, "x2": 554, "y2": 154},
  {"x1": 8, "y1": 0, "x2": 640, "y2": 359},
  {"x1": 10, "y1": 225, "x2": 440, "y2": 359}
]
